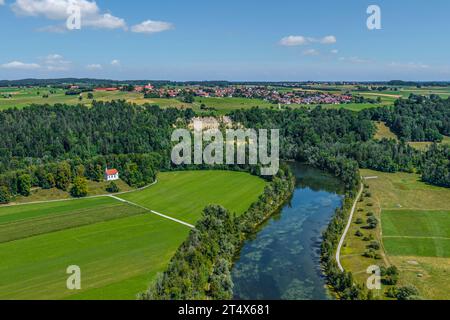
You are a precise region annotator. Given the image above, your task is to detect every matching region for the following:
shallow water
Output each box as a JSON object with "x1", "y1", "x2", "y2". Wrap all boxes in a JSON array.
[{"x1": 232, "y1": 163, "x2": 344, "y2": 300}]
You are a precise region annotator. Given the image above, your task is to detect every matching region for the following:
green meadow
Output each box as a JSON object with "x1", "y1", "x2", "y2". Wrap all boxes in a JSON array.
[
  {"x1": 357, "y1": 170, "x2": 450, "y2": 299},
  {"x1": 382, "y1": 210, "x2": 450, "y2": 258},
  {"x1": 0, "y1": 170, "x2": 267, "y2": 300},
  {"x1": 119, "y1": 170, "x2": 267, "y2": 224}
]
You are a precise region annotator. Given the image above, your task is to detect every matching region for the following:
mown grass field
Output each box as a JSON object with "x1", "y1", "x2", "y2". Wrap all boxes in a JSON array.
[
  {"x1": 342, "y1": 169, "x2": 450, "y2": 299},
  {"x1": 383, "y1": 210, "x2": 450, "y2": 258},
  {"x1": 119, "y1": 170, "x2": 267, "y2": 225},
  {"x1": 0, "y1": 170, "x2": 266, "y2": 300}
]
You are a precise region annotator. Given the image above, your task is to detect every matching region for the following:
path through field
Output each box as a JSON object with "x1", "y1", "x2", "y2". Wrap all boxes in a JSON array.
[
  {"x1": 336, "y1": 182, "x2": 364, "y2": 272},
  {"x1": 109, "y1": 195, "x2": 194, "y2": 228}
]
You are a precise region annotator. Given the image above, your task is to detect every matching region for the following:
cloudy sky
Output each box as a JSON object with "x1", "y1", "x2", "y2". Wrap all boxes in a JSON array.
[{"x1": 0, "y1": 0, "x2": 449, "y2": 81}]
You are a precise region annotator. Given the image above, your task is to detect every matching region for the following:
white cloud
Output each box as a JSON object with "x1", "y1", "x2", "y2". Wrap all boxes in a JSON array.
[
  {"x1": 86, "y1": 63, "x2": 102, "y2": 70},
  {"x1": 0, "y1": 0, "x2": 5, "y2": 6},
  {"x1": 320, "y1": 35, "x2": 337, "y2": 44},
  {"x1": 280, "y1": 35, "x2": 337, "y2": 46},
  {"x1": 12, "y1": 0, "x2": 126, "y2": 30},
  {"x1": 279, "y1": 36, "x2": 308, "y2": 46},
  {"x1": 131, "y1": 20, "x2": 174, "y2": 34},
  {"x1": 83, "y1": 13, "x2": 126, "y2": 30},
  {"x1": 331, "y1": 49, "x2": 339, "y2": 54},
  {"x1": 36, "y1": 25, "x2": 68, "y2": 33},
  {"x1": 389, "y1": 62, "x2": 430, "y2": 69},
  {"x1": 111, "y1": 59, "x2": 120, "y2": 66},
  {"x1": 339, "y1": 56, "x2": 371, "y2": 64},
  {"x1": 1, "y1": 61, "x2": 41, "y2": 69},
  {"x1": 303, "y1": 49, "x2": 319, "y2": 56},
  {"x1": 41, "y1": 53, "x2": 71, "y2": 71}
]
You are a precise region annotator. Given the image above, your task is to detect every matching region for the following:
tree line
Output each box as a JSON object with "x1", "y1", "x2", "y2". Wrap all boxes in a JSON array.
[
  {"x1": 363, "y1": 95, "x2": 450, "y2": 142},
  {"x1": 0, "y1": 153, "x2": 162, "y2": 203},
  {"x1": 0, "y1": 101, "x2": 194, "y2": 173}
]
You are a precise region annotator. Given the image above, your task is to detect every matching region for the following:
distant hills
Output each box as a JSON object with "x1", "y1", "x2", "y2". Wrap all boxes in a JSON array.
[{"x1": 0, "y1": 78, "x2": 449, "y2": 87}]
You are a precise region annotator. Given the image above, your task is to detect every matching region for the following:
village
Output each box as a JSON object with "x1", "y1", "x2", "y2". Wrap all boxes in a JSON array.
[{"x1": 91, "y1": 83, "x2": 353, "y2": 105}]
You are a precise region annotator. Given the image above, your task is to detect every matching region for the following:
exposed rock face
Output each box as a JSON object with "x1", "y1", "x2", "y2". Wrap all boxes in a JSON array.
[{"x1": 188, "y1": 116, "x2": 234, "y2": 130}]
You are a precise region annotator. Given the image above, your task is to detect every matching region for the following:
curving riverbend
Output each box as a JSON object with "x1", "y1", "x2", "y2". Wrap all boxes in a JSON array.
[{"x1": 232, "y1": 163, "x2": 344, "y2": 300}]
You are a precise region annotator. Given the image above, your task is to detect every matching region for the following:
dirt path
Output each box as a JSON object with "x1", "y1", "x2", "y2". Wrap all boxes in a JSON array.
[
  {"x1": 109, "y1": 195, "x2": 195, "y2": 229},
  {"x1": 336, "y1": 182, "x2": 364, "y2": 272}
]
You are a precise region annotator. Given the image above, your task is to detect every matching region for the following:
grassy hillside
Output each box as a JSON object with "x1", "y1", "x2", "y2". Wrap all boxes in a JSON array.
[
  {"x1": 0, "y1": 170, "x2": 267, "y2": 300},
  {"x1": 374, "y1": 122, "x2": 399, "y2": 141}
]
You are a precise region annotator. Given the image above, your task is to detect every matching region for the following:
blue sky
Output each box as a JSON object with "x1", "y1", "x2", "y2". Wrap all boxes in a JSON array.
[{"x1": 0, "y1": 0, "x2": 449, "y2": 81}]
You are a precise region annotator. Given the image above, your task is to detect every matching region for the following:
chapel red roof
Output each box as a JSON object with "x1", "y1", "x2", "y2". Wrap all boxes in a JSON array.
[{"x1": 106, "y1": 169, "x2": 118, "y2": 175}]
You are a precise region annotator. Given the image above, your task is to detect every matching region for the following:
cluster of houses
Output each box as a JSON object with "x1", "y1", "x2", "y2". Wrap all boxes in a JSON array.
[
  {"x1": 86, "y1": 83, "x2": 354, "y2": 106},
  {"x1": 140, "y1": 85, "x2": 353, "y2": 105}
]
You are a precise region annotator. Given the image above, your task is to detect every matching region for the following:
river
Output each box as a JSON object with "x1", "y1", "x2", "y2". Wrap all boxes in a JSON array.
[{"x1": 232, "y1": 163, "x2": 344, "y2": 300}]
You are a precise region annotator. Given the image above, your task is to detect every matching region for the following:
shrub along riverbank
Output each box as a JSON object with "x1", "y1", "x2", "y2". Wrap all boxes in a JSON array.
[{"x1": 139, "y1": 167, "x2": 295, "y2": 300}]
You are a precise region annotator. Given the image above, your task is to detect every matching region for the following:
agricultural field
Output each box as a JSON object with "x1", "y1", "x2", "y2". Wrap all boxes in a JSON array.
[
  {"x1": 0, "y1": 170, "x2": 267, "y2": 300},
  {"x1": 119, "y1": 170, "x2": 267, "y2": 224},
  {"x1": 341, "y1": 170, "x2": 450, "y2": 299}
]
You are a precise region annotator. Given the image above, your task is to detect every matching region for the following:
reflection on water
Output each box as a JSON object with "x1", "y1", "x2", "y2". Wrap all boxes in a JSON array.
[{"x1": 232, "y1": 163, "x2": 344, "y2": 300}]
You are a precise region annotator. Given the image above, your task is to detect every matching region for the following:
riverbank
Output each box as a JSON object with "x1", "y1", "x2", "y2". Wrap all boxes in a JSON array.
[{"x1": 232, "y1": 164, "x2": 345, "y2": 300}]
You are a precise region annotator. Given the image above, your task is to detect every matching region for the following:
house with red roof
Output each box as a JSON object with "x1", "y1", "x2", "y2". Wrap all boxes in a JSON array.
[{"x1": 105, "y1": 168, "x2": 119, "y2": 181}]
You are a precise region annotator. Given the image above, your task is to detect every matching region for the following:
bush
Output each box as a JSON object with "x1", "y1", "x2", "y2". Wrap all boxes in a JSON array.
[
  {"x1": 367, "y1": 241, "x2": 380, "y2": 250},
  {"x1": 393, "y1": 285, "x2": 420, "y2": 300},
  {"x1": 18, "y1": 174, "x2": 31, "y2": 196},
  {"x1": 0, "y1": 186, "x2": 11, "y2": 204},
  {"x1": 382, "y1": 265, "x2": 399, "y2": 285},
  {"x1": 355, "y1": 230, "x2": 363, "y2": 237},
  {"x1": 366, "y1": 216, "x2": 378, "y2": 229},
  {"x1": 70, "y1": 177, "x2": 88, "y2": 198},
  {"x1": 355, "y1": 217, "x2": 364, "y2": 224},
  {"x1": 42, "y1": 173, "x2": 56, "y2": 189},
  {"x1": 106, "y1": 181, "x2": 120, "y2": 193}
]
